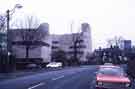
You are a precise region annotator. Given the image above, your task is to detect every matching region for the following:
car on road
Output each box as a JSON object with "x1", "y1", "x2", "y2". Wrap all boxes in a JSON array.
[
  {"x1": 104, "y1": 63, "x2": 113, "y2": 65},
  {"x1": 95, "y1": 67, "x2": 131, "y2": 89},
  {"x1": 46, "y1": 62, "x2": 62, "y2": 68}
]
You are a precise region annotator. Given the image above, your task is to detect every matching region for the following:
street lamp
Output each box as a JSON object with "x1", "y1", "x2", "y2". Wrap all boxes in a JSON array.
[
  {"x1": 6, "y1": 4, "x2": 23, "y2": 72},
  {"x1": 6, "y1": 4, "x2": 23, "y2": 52}
]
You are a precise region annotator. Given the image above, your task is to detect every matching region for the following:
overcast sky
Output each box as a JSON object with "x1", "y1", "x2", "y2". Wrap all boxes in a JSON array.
[{"x1": 0, "y1": 0, "x2": 135, "y2": 50}]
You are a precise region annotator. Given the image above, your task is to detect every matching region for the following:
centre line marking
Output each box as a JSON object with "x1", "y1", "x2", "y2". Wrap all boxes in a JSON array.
[
  {"x1": 28, "y1": 82, "x2": 45, "y2": 89},
  {"x1": 52, "y1": 75, "x2": 65, "y2": 80}
]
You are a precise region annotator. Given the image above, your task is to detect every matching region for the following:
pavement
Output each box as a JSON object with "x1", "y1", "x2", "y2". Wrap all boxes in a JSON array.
[{"x1": 0, "y1": 65, "x2": 97, "y2": 89}]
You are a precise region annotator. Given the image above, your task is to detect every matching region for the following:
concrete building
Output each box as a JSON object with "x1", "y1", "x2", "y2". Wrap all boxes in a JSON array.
[
  {"x1": 8, "y1": 22, "x2": 92, "y2": 63},
  {"x1": 51, "y1": 23, "x2": 92, "y2": 62},
  {"x1": 9, "y1": 23, "x2": 51, "y2": 63}
]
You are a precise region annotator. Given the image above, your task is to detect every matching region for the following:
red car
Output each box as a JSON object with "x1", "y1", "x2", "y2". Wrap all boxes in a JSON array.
[{"x1": 95, "y1": 67, "x2": 131, "y2": 89}]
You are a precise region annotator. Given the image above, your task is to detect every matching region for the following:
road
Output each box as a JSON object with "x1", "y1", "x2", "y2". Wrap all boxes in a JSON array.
[
  {"x1": 0, "y1": 65, "x2": 97, "y2": 89},
  {"x1": 1, "y1": 65, "x2": 134, "y2": 89}
]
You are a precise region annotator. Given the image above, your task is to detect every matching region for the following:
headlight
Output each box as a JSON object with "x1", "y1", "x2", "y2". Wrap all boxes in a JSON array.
[
  {"x1": 125, "y1": 83, "x2": 130, "y2": 87},
  {"x1": 97, "y1": 82, "x2": 103, "y2": 85}
]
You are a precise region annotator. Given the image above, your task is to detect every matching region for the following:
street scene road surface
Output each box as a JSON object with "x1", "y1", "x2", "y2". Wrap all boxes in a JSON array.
[
  {"x1": 0, "y1": 66, "x2": 97, "y2": 89},
  {"x1": 0, "y1": 65, "x2": 134, "y2": 89}
]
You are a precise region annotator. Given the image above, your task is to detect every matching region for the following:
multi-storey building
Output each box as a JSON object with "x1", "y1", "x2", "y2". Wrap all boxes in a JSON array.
[
  {"x1": 9, "y1": 22, "x2": 92, "y2": 63},
  {"x1": 51, "y1": 23, "x2": 92, "y2": 62},
  {"x1": 9, "y1": 23, "x2": 51, "y2": 63}
]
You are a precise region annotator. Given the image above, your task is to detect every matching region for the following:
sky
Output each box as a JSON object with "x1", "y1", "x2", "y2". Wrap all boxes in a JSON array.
[{"x1": 0, "y1": 0, "x2": 135, "y2": 50}]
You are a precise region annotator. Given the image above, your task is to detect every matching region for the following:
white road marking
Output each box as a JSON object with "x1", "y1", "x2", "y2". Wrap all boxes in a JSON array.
[
  {"x1": 28, "y1": 82, "x2": 45, "y2": 89},
  {"x1": 52, "y1": 75, "x2": 65, "y2": 81}
]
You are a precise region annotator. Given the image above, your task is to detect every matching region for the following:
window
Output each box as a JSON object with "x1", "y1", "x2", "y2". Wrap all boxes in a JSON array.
[
  {"x1": 77, "y1": 45, "x2": 86, "y2": 48},
  {"x1": 77, "y1": 39, "x2": 84, "y2": 43},
  {"x1": 52, "y1": 41, "x2": 59, "y2": 44},
  {"x1": 69, "y1": 45, "x2": 86, "y2": 49},
  {"x1": 67, "y1": 51, "x2": 84, "y2": 54},
  {"x1": 52, "y1": 46, "x2": 58, "y2": 49}
]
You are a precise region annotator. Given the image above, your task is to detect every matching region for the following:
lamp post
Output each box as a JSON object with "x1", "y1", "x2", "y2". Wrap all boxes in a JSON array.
[{"x1": 6, "y1": 4, "x2": 22, "y2": 72}]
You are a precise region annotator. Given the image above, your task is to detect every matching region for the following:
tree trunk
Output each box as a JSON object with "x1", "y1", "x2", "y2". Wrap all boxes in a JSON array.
[
  {"x1": 73, "y1": 41, "x2": 78, "y2": 65},
  {"x1": 26, "y1": 46, "x2": 29, "y2": 58}
]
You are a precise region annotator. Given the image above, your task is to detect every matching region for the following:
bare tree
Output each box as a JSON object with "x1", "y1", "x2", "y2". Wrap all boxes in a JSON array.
[
  {"x1": 12, "y1": 15, "x2": 40, "y2": 29},
  {"x1": 70, "y1": 22, "x2": 83, "y2": 65},
  {"x1": 107, "y1": 36, "x2": 124, "y2": 48},
  {"x1": 0, "y1": 15, "x2": 6, "y2": 31},
  {"x1": 51, "y1": 49, "x2": 68, "y2": 66}
]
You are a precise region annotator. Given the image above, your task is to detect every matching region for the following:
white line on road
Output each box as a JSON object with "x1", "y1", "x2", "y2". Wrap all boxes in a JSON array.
[
  {"x1": 28, "y1": 82, "x2": 45, "y2": 89},
  {"x1": 52, "y1": 75, "x2": 65, "y2": 81}
]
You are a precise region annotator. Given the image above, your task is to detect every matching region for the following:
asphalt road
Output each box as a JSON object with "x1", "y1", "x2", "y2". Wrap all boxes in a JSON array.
[{"x1": 0, "y1": 65, "x2": 97, "y2": 89}]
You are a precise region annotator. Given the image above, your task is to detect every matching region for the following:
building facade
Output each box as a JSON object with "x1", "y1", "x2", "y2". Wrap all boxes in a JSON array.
[
  {"x1": 51, "y1": 23, "x2": 92, "y2": 62},
  {"x1": 9, "y1": 23, "x2": 51, "y2": 63},
  {"x1": 8, "y1": 23, "x2": 92, "y2": 63}
]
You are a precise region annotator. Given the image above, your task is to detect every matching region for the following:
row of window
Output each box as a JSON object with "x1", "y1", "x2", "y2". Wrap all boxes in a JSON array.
[
  {"x1": 52, "y1": 45, "x2": 86, "y2": 49},
  {"x1": 69, "y1": 45, "x2": 86, "y2": 48},
  {"x1": 52, "y1": 39, "x2": 84, "y2": 44},
  {"x1": 68, "y1": 51, "x2": 84, "y2": 54}
]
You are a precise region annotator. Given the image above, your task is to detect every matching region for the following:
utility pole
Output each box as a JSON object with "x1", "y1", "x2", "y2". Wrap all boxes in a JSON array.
[
  {"x1": 6, "y1": 9, "x2": 10, "y2": 72},
  {"x1": 5, "y1": 4, "x2": 23, "y2": 72}
]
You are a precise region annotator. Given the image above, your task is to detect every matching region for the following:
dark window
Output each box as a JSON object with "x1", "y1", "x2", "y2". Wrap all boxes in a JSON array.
[
  {"x1": 77, "y1": 45, "x2": 86, "y2": 48},
  {"x1": 68, "y1": 51, "x2": 74, "y2": 54},
  {"x1": 69, "y1": 45, "x2": 86, "y2": 49},
  {"x1": 52, "y1": 46, "x2": 58, "y2": 49},
  {"x1": 69, "y1": 46, "x2": 73, "y2": 48},
  {"x1": 77, "y1": 51, "x2": 84, "y2": 54},
  {"x1": 68, "y1": 51, "x2": 84, "y2": 54},
  {"x1": 77, "y1": 39, "x2": 84, "y2": 43},
  {"x1": 52, "y1": 41, "x2": 59, "y2": 44}
]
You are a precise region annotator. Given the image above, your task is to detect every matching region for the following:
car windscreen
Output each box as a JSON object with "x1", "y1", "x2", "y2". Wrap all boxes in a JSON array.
[{"x1": 98, "y1": 68, "x2": 124, "y2": 76}]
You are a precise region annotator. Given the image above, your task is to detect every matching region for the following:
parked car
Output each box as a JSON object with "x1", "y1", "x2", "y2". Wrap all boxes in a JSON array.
[
  {"x1": 46, "y1": 62, "x2": 62, "y2": 68},
  {"x1": 104, "y1": 62, "x2": 113, "y2": 65},
  {"x1": 95, "y1": 67, "x2": 131, "y2": 89}
]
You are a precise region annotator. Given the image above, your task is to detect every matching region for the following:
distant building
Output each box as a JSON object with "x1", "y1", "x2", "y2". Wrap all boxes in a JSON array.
[
  {"x1": 51, "y1": 23, "x2": 92, "y2": 62},
  {"x1": 9, "y1": 23, "x2": 51, "y2": 63},
  {"x1": 120, "y1": 40, "x2": 132, "y2": 50}
]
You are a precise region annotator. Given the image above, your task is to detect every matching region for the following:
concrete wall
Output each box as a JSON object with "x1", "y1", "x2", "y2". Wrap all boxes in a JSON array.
[{"x1": 9, "y1": 23, "x2": 51, "y2": 63}]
